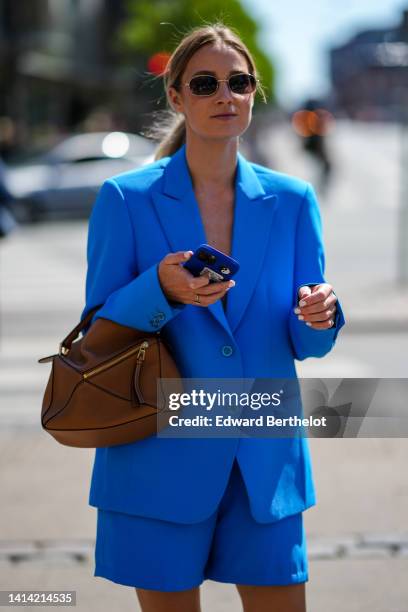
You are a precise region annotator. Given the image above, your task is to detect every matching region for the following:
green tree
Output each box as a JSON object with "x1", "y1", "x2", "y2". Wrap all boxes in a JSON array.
[{"x1": 116, "y1": 0, "x2": 276, "y2": 106}]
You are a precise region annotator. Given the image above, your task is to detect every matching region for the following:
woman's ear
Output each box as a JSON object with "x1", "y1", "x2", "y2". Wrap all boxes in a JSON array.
[{"x1": 168, "y1": 87, "x2": 183, "y2": 114}]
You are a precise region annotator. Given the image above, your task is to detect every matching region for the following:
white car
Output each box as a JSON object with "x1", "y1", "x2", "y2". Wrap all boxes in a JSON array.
[{"x1": 6, "y1": 131, "x2": 156, "y2": 222}]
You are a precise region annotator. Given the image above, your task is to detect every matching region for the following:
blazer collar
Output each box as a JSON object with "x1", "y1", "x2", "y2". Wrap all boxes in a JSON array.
[
  {"x1": 162, "y1": 142, "x2": 266, "y2": 201},
  {"x1": 152, "y1": 143, "x2": 278, "y2": 339}
]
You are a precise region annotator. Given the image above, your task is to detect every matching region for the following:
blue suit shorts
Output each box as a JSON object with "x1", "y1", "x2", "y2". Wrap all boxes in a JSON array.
[{"x1": 93, "y1": 458, "x2": 309, "y2": 591}]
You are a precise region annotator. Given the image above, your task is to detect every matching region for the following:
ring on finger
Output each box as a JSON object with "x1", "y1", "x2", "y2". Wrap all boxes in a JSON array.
[{"x1": 194, "y1": 294, "x2": 201, "y2": 304}]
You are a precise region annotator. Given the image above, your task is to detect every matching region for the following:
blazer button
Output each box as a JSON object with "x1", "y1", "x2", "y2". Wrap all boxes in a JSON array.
[{"x1": 221, "y1": 345, "x2": 233, "y2": 357}]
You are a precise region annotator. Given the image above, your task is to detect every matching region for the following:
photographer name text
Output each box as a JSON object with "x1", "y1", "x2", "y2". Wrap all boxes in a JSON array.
[{"x1": 166, "y1": 415, "x2": 327, "y2": 428}]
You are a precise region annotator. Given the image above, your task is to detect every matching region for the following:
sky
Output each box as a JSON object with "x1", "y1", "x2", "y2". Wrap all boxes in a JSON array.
[{"x1": 241, "y1": 0, "x2": 408, "y2": 109}]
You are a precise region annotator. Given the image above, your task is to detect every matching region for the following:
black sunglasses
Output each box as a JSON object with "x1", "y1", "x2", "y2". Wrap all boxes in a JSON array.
[{"x1": 183, "y1": 73, "x2": 258, "y2": 96}]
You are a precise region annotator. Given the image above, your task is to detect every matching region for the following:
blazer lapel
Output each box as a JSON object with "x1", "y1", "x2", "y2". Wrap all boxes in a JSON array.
[
  {"x1": 227, "y1": 157, "x2": 278, "y2": 333},
  {"x1": 151, "y1": 144, "x2": 278, "y2": 339}
]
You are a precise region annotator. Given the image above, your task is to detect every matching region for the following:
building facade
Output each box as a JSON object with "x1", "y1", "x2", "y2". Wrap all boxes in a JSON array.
[{"x1": 329, "y1": 8, "x2": 408, "y2": 121}]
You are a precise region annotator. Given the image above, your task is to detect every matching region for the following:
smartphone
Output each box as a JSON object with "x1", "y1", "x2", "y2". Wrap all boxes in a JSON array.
[{"x1": 183, "y1": 244, "x2": 240, "y2": 283}]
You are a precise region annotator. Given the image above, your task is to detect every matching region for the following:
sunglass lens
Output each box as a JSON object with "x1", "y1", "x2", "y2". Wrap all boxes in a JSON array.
[
  {"x1": 189, "y1": 76, "x2": 218, "y2": 95},
  {"x1": 229, "y1": 74, "x2": 256, "y2": 94}
]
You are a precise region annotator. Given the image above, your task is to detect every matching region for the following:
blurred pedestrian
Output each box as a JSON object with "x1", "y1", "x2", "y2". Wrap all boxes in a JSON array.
[{"x1": 300, "y1": 98, "x2": 333, "y2": 195}]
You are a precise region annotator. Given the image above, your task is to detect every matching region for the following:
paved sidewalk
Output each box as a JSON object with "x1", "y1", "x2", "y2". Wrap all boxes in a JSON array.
[
  {"x1": 1, "y1": 430, "x2": 407, "y2": 611},
  {"x1": 2, "y1": 558, "x2": 408, "y2": 612}
]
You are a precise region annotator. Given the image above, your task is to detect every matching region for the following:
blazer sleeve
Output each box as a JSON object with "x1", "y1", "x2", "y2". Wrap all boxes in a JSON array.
[
  {"x1": 80, "y1": 178, "x2": 186, "y2": 335},
  {"x1": 288, "y1": 183, "x2": 346, "y2": 360}
]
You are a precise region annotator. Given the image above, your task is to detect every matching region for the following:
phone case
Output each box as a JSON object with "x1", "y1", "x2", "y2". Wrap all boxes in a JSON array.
[{"x1": 182, "y1": 243, "x2": 240, "y2": 283}]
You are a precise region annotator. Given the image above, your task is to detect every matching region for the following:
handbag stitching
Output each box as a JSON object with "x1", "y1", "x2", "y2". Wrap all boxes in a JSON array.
[
  {"x1": 42, "y1": 378, "x2": 85, "y2": 425},
  {"x1": 43, "y1": 375, "x2": 159, "y2": 426},
  {"x1": 45, "y1": 410, "x2": 159, "y2": 432}
]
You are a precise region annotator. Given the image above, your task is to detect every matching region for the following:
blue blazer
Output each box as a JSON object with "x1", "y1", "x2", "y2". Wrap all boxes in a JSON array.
[{"x1": 81, "y1": 142, "x2": 345, "y2": 524}]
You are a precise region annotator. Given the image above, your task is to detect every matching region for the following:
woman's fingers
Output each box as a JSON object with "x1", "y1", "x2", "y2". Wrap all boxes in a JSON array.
[
  {"x1": 193, "y1": 280, "x2": 235, "y2": 296},
  {"x1": 299, "y1": 294, "x2": 337, "y2": 316},
  {"x1": 188, "y1": 275, "x2": 212, "y2": 290},
  {"x1": 300, "y1": 307, "x2": 336, "y2": 323},
  {"x1": 294, "y1": 283, "x2": 338, "y2": 329},
  {"x1": 306, "y1": 319, "x2": 335, "y2": 329},
  {"x1": 162, "y1": 250, "x2": 194, "y2": 267},
  {"x1": 159, "y1": 250, "x2": 237, "y2": 306},
  {"x1": 189, "y1": 280, "x2": 235, "y2": 306}
]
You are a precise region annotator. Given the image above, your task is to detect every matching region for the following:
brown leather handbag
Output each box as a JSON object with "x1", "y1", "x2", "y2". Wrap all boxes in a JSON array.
[{"x1": 37, "y1": 305, "x2": 183, "y2": 448}]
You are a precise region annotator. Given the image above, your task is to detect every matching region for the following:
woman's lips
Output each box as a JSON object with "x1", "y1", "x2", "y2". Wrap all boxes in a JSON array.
[{"x1": 211, "y1": 114, "x2": 237, "y2": 120}]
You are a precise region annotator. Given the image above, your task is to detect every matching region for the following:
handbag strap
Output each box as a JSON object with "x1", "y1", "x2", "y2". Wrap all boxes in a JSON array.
[
  {"x1": 59, "y1": 303, "x2": 162, "y2": 355},
  {"x1": 59, "y1": 304, "x2": 103, "y2": 355}
]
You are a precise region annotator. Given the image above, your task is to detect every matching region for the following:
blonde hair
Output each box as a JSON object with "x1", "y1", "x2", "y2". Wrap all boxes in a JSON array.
[{"x1": 144, "y1": 22, "x2": 267, "y2": 160}]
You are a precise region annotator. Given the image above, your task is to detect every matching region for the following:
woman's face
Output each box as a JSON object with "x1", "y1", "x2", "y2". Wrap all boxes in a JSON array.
[{"x1": 168, "y1": 43, "x2": 255, "y2": 142}]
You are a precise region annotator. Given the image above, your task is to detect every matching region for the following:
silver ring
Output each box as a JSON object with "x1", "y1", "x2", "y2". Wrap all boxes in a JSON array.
[{"x1": 194, "y1": 294, "x2": 200, "y2": 304}]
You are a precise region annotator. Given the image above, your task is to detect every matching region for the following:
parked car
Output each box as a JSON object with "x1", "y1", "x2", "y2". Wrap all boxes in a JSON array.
[
  {"x1": 5, "y1": 132, "x2": 156, "y2": 222},
  {"x1": 0, "y1": 159, "x2": 18, "y2": 237}
]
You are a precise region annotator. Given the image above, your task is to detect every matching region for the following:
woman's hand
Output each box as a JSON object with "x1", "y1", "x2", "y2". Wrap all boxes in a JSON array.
[
  {"x1": 158, "y1": 251, "x2": 235, "y2": 307},
  {"x1": 294, "y1": 283, "x2": 337, "y2": 329}
]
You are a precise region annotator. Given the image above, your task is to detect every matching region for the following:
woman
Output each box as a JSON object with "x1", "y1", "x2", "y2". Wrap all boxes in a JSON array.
[{"x1": 81, "y1": 22, "x2": 345, "y2": 612}]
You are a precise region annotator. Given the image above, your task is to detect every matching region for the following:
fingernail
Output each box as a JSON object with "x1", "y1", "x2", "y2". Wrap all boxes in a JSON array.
[
  {"x1": 184, "y1": 252, "x2": 191, "y2": 258},
  {"x1": 294, "y1": 307, "x2": 301, "y2": 314},
  {"x1": 229, "y1": 280, "x2": 235, "y2": 287},
  {"x1": 299, "y1": 300, "x2": 307, "y2": 307},
  {"x1": 298, "y1": 315, "x2": 304, "y2": 320},
  {"x1": 306, "y1": 322, "x2": 312, "y2": 327}
]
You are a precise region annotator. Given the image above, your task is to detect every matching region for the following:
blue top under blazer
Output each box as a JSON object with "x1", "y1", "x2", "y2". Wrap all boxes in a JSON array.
[{"x1": 80, "y1": 142, "x2": 346, "y2": 524}]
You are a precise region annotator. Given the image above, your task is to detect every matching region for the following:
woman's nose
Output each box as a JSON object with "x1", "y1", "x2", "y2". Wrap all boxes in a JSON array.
[{"x1": 216, "y1": 81, "x2": 234, "y2": 101}]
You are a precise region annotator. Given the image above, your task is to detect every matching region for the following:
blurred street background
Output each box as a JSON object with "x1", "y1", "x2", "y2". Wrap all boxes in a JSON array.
[{"x1": 1, "y1": 1, "x2": 408, "y2": 611}]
